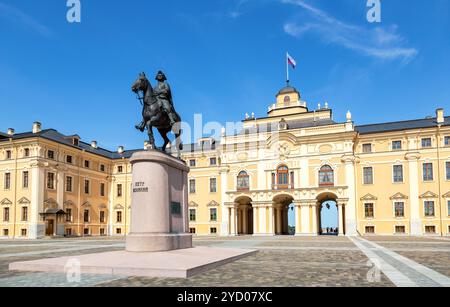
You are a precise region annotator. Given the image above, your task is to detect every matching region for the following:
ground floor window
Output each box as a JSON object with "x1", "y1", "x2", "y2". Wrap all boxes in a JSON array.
[
  {"x1": 394, "y1": 202, "x2": 405, "y2": 218},
  {"x1": 365, "y1": 226, "x2": 375, "y2": 234},
  {"x1": 424, "y1": 201, "x2": 435, "y2": 217},
  {"x1": 3, "y1": 229, "x2": 8, "y2": 236},
  {"x1": 210, "y1": 227, "x2": 217, "y2": 234},
  {"x1": 189, "y1": 228, "x2": 196, "y2": 234},
  {"x1": 425, "y1": 226, "x2": 436, "y2": 234},
  {"x1": 395, "y1": 226, "x2": 406, "y2": 234},
  {"x1": 364, "y1": 203, "x2": 374, "y2": 218},
  {"x1": 21, "y1": 229, "x2": 27, "y2": 237},
  {"x1": 189, "y1": 209, "x2": 196, "y2": 222},
  {"x1": 100, "y1": 228, "x2": 106, "y2": 236},
  {"x1": 83, "y1": 228, "x2": 90, "y2": 236},
  {"x1": 65, "y1": 228, "x2": 72, "y2": 236},
  {"x1": 116, "y1": 228, "x2": 122, "y2": 235}
]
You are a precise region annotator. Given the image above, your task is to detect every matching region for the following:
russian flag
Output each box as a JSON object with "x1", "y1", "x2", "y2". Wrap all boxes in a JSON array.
[{"x1": 287, "y1": 53, "x2": 297, "y2": 69}]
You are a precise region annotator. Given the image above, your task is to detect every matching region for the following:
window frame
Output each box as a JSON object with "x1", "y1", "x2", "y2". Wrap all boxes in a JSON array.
[
  {"x1": 46, "y1": 172, "x2": 55, "y2": 190},
  {"x1": 210, "y1": 208, "x2": 218, "y2": 222},
  {"x1": 319, "y1": 165, "x2": 334, "y2": 187},
  {"x1": 189, "y1": 209, "x2": 196, "y2": 222},
  {"x1": 364, "y1": 203, "x2": 375, "y2": 219},
  {"x1": 392, "y1": 140, "x2": 402, "y2": 151},
  {"x1": 66, "y1": 176, "x2": 73, "y2": 192},
  {"x1": 424, "y1": 201, "x2": 435, "y2": 217},
  {"x1": 394, "y1": 201, "x2": 405, "y2": 218},
  {"x1": 363, "y1": 167, "x2": 374, "y2": 185},
  {"x1": 22, "y1": 171, "x2": 29, "y2": 189},
  {"x1": 189, "y1": 179, "x2": 196, "y2": 194},
  {"x1": 209, "y1": 178, "x2": 217, "y2": 193},
  {"x1": 362, "y1": 143, "x2": 373, "y2": 153},
  {"x1": 237, "y1": 171, "x2": 250, "y2": 191},
  {"x1": 393, "y1": 165, "x2": 404, "y2": 183},
  {"x1": 423, "y1": 163, "x2": 434, "y2": 182},
  {"x1": 421, "y1": 138, "x2": 432, "y2": 148}
]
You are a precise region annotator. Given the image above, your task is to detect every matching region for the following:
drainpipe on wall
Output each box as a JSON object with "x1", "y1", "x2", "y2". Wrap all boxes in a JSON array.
[{"x1": 436, "y1": 125, "x2": 444, "y2": 237}]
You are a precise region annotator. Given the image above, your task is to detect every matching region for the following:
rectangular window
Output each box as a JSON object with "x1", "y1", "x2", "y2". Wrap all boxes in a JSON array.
[
  {"x1": 365, "y1": 203, "x2": 374, "y2": 218},
  {"x1": 83, "y1": 209, "x2": 90, "y2": 223},
  {"x1": 116, "y1": 211, "x2": 122, "y2": 223},
  {"x1": 363, "y1": 167, "x2": 374, "y2": 185},
  {"x1": 189, "y1": 228, "x2": 196, "y2": 234},
  {"x1": 448, "y1": 200, "x2": 450, "y2": 217},
  {"x1": 393, "y1": 165, "x2": 404, "y2": 183},
  {"x1": 65, "y1": 228, "x2": 72, "y2": 236},
  {"x1": 100, "y1": 183, "x2": 105, "y2": 197},
  {"x1": 446, "y1": 162, "x2": 450, "y2": 181},
  {"x1": 84, "y1": 180, "x2": 90, "y2": 194},
  {"x1": 421, "y1": 138, "x2": 432, "y2": 148},
  {"x1": 84, "y1": 160, "x2": 90, "y2": 168},
  {"x1": 365, "y1": 226, "x2": 375, "y2": 234},
  {"x1": 189, "y1": 209, "x2": 196, "y2": 222},
  {"x1": 210, "y1": 157, "x2": 217, "y2": 166},
  {"x1": 3, "y1": 208, "x2": 9, "y2": 222},
  {"x1": 395, "y1": 202, "x2": 405, "y2": 218},
  {"x1": 100, "y1": 228, "x2": 105, "y2": 236},
  {"x1": 424, "y1": 201, "x2": 435, "y2": 217},
  {"x1": 47, "y1": 150, "x2": 55, "y2": 160},
  {"x1": 24, "y1": 148, "x2": 30, "y2": 157},
  {"x1": 423, "y1": 163, "x2": 434, "y2": 181},
  {"x1": 3, "y1": 229, "x2": 9, "y2": 237},
  {"x1": 271, "y1": 173, "x2": 276, "y2": 188},
  {"x1": 392, "y1": 141, "x2": 402, "y2": 151},
  {"x1": 117, "y1": 166, "x2": 123, "y2": 173},
  {"x1": 100, "y1": 164, "x2": 105, "y2": 172},
  {"x1": 395, "y1": 226, "x2": 406, "y2": 234},
  {"x1": 116, "y1": 228, "x2": 122, "y2": 235},
  {"x1": 445, "y1": 136, "x2": 450, "y2": 146},
  {"x1": 210, "y1": 227, "x2": 217, "y2": 234},
  {"x1": 189, "y1": 160, "x2": 196, "y2": 167},
  {"x1": 425, "y1": 226, "x2": 436, "y2": 234},
  {"x1": 21, "y1": 229, "x2": 27, "y2": 237},
  {"x1": 84, "y1": 228, "x2": 90, "y2": 236},
  {"x1": 66, "y1": 155, "x2": 73, "y2": 164},
  {"x1": 100, "y1": 211, "x2": 105, "y2": 223},
  {"x1": 6, "y1": 150, "x2": 12, "y2": 160},
  {"x1": 66, "y1": 176, "x2": 73, "y2": 192},
  {"x1": 21, "y1": 207, "x2": 28, "y2": 222},
  {"x1": 362, "y1": 144, "x2": 372, "y2": 153},
  {"x1": 22, "y1": 171, "x2": 29, "y2": 188},
  {"x1": 117, "y1": 184, "x2": 123, "y2": 197},
  {"x1": 189, "y1": 179, "x2": 196, "y2": 194},
  {"x1": 210, "y1": 178, "x2": 217, "y2": 193},
  {"x1": 4, "y1": 173, "x2": 11, "y2": 190},
  {"x1": 47, "y1": 172, "x2": 55, "y2": 189},
  {"x1": 66, "y1": 208, "x2": 72, "y2": 222},
  {"x1": 210, "y1": 208, "x2": 217, "y2": 221}
]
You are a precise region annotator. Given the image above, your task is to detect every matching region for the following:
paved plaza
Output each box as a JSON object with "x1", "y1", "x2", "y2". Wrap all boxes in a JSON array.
[{"x1": 0, "y1": 236, "x2": 449, "y2": 287}]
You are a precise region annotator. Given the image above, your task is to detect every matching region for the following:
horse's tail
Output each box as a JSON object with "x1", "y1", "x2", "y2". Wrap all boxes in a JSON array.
[{"x1": 178, "y1": 129, "x2": 184, "y2": 151}]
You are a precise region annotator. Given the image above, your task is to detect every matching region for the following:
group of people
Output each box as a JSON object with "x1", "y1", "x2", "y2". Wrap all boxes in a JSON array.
[{"x1": 323, "y1": 227, "x2": 339, "y2": 235}]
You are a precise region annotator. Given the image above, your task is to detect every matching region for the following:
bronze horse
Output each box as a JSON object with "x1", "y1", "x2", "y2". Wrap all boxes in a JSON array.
[{"x1": 131, "y1": 72, "x2": 183, "y2": 157}]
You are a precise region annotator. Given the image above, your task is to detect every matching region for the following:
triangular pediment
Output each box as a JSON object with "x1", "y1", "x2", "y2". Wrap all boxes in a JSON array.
[
  {"x1": 0, "y1": 198, "x2": 12, "y2": 206},
  {"x1": 360, "y1": 194, "x2": 378, "y2": 201},
  {"x1": 189, "y1": 201, "x2": 199, "y2": 208},
  {"x1": 207, "y1": 200, "x2": 220, "y2": 207},
  {"x1": 114, "y1": 204, "x2": 124, "y2": 210},
  {"x1": 64, "y1": 200, "x2": 74, "y2": 206},
  {"x1": 390, "y1": 193, "x2": 409, "y2": 200},
  {"x1": 18, "y1": 197, "x2": 31, "y2": 204},
  {"x1": 443, "y1": 191, "x2": 450, "y2": 198},
  {"x1": 419, "y1": 191, "x2": 438, "y2": 199},
  {"x1": 81, "y1": 201, "x2": 91, "y2": 207},
  {"x1": 44, "y1": 198, "x2": 57, "y2": 205},
  {"x1": 98, "y1": 204, "x2": 107, "y2": 209}
]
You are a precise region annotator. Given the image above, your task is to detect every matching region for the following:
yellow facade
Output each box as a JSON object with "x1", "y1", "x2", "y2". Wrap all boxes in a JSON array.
[{"x1": 1, "y1": 87, "x2": 449, "y2": 239}]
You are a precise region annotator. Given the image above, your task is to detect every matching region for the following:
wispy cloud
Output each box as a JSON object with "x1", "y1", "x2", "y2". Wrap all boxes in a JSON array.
[
  {"x1": 0, "y1": 2, "x2": 52, "y2": 37},
  {"x1": 281, "y1": 0, "x2": 418, "y2": 62}
]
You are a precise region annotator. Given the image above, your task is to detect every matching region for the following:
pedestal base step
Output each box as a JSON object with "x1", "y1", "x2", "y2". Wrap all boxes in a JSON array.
[{"x1": 9, "y1": 247, "x2": 257, "y2": 279}]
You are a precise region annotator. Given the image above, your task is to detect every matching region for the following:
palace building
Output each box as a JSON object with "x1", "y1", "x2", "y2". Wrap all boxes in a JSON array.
[{"x1": 1, "y1": 85, "x2": 450, "y2": 239}]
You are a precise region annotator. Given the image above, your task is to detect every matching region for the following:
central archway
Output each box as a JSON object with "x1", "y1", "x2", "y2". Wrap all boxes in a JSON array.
[
  {"x1": 273, "y1": 194, "x2": 294, "y2": 235},
  {"x1": 316, "y1": 192, "x2": 341, "y2": 236},
  {"x1": 235, "y1": 196, "x2": 254, "y2": 235}
]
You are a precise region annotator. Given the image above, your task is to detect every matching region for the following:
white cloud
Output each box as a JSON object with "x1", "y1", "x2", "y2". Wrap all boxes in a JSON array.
[
  {"x1": 0, "y1": 2, "x2": 52, "y2": 37},
  {"x1": 281, "y1": 0, "x2": 418, "y2": 62}
]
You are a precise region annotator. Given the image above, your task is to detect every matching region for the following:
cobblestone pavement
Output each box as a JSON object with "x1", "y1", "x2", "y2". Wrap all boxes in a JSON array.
[{"x1": 0, "y1": 236, "x2": 448, "y2": 287}]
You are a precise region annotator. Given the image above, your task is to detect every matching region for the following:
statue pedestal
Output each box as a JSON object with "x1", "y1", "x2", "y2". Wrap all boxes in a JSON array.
[{"x1": 126, "y1": 150, "x2": 192, "y2": 252}]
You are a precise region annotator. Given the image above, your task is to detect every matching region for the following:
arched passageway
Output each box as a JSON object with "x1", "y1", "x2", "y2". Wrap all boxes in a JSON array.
[
  {"x1": 316, "y1": 192, "x2": 345, "y2": 236},
  {"x1": 273, "y1": 194, "x2": 294, "y2": 235},
  {"x1": 235, "y1": 196, "x2": 254, "y2": 235}
]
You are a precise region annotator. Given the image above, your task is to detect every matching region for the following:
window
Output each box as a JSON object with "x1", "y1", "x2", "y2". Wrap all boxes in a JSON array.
[
  {"x1": 237, "y1": 171, "x2": 250, "y2": 191},
  {"x1": 189, "y1": 209, "x2": 196, "y2": 222},
  {"x1": 66, "y1": 155, "x2": 73, "y2": 164},
  {"x1": 446, "y1": 162, "x2": 450, "y2": 180},
  {"x1": 100, "y1": 228, "x2": 106, "y2": 236},
  {"x1": 448, "y1": 200, "x2": 450, "y2": 216},
  {"x1": 363, "y1": 167, "x2": 374, "y2": 185},
  {"x1": 4, "y1": 173, "x2": 11, "y2": 190},
  {"x1": 271, "y1": 173, "x2": 276, "y2": 187},
  {"x1": 100, "y1": 164, "x2": 105, "y2": 172},
  {"x1": 395, "y1": 202, "x2": 405, "y2": 218},
  {"x1": 392, "y1": 141, "x2": 402, "y2": 151},
  {"x1": 84, "y1": 228, "x2": 90, "y2": 236},
  {"x1": 425, "y1": 226, "x2": 436, "y2": 234},
  {"x1": 6, "y1": 150, "x2": 12, "y2": 160},
  {"x1": 423, "y1": 163, "x2": 434, "y2": 181},
  {"x1": 189, "y1": 160, "x2": 196, "y2": 167},
  {"x1": 3, "y1": 208, "x2": 9, "y2": 222},
  {"x1": 100, "y1": 183, "x2": 105, "y2": 197},
  {"x1": 83, "y1": 209, "x2": 90, "y2": 223},
  {"x1": 116, "y1": 228, "x2": 122, "y2": 235},
  {"x1": 445, "y1": 136, "x2": 450, "y2": 146},
  {"x1": 3, "y1": 229, "x2": 9, "y2": 237},
  {"x1": 66, "y1": 176, "x2": 73, "y2": 192},
  {"x1": 421, "y1": 138, "x2": 432, "y2": 148},
  {"x1": 189, "y1": 179, "x2": 196, "y2": 194},
  {"x1": 117, "y1": 184, "x2": 123, "y2": 197},
  {"x1": 22, "y1": 171, "x2": 29, "y2": 188},
  {"x1": 393, "y1": 165, "x2": 404, "y2": 183},
  {"x1": 100, "y1": 211, "x2": 106, "y2": 223},
  {"x1": 277, "y1": 165, "x2": 289, "y2": 188},
  {"x1": 290, "y1": 172, "x2": 295, "y2": 188},
  {"x1": 47, "y1": 150, "x2": 55, "y2": 159},
  {"x1": 21, "y1": 207, "x2": 28, "y2": 222},
  {"x1": 365, "y1": 203, "x2": 374, "y2": 218},
  {"x1": 66, "y1": 208, "x2": 72, "y2": 222},
  {"x1": 210, "y1": 227, "x2": 217, "y2": 234},
  {"x1": 210, "y1": 178, "x2": 217, "y2": 193},
  {"x1": 116, "y1": 211, "x2": 122, "y2": 223},
  {"x1": 424, "y1": 201, "x2": 435, "y2": 217},
  {"x1": 210, "y1": 208, "x2": 217, "y2": 221},
  {"x1": 84, "y1": 160, "x2": 90, "y2": 168},
  {"x1": 365, "y1": 226, "x2": 375, "y2": 234},
  {"x1": 395, "y1": 226, "x2": 406, "y2": 234},
  {"x1": 189, "y1": 228, "x2": 196, "y2": 234},
  {"x1": 47, "y1": 172, "x2": 55, "y2": 190},
  {"x1": 84, "y1": 180, "x2": 90, "y2": 194},
  {"x1": 210, "y1": 157, "x2": 217, "y2": 166},
  {"x1": 24, "y1": 148, "x2": 30, "y2": 157},
  {"x1": 362, "y1": 144, "x2": 372, "y2": 153},
  {"x1": 21, "y1": 229, "x2": 27, "y2": 237},
  {"x1": 117, "y1": 166, "x2": 123, "y2": 173},
  {"x1": 319, "y1": 165, "x2": 334, "y2": 187}
]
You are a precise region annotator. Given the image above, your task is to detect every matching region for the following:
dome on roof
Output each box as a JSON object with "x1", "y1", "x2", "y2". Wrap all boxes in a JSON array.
[{"x1": 277, "y1": 86, "x2": 300, "y2": 96}]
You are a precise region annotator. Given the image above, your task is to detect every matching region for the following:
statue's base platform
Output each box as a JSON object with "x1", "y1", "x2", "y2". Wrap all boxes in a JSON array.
[
  {"x1": 9, "y1": 247, "x2": 257, "y2": 279},
  {"x1": 126, "y1": 233, "x2": 193, "y2": 252}
]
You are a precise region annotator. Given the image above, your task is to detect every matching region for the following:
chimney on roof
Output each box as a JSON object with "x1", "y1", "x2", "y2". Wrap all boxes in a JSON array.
[
  {"x1": 437, "y1": 108, "x2": 444, "y2": 125},
  {"x1": 91, "y1": 141, "x2": 98, "y2": 149},
  {"x1": 118, "y1": 146, "x2": 124, "y2": 154},
  {"x1": 346, "y1": 111, "x2": 352, "y2": 123},
  {"x1": 32, "y1": 122, "x2": 41, "y2": 134},
  {"x1": 7, "y1": 128, "x2": 14, "y2": 136}
]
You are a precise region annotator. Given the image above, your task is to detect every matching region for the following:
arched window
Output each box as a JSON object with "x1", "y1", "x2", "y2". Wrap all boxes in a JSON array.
[
  {"x1": 319, "y1": 165, "x2": 334, "y2": 187},
  {"x1": 284, "y1": 95, "x2": 290, "y2": 105},
  {"x1": 277, "y1": 165, "x2": 289, "y2": 188},
  {"x1": 237, "y1": 171, "x2": 250, "y2": 191}
]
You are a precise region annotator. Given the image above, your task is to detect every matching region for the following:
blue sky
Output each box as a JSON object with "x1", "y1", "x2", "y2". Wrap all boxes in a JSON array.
[{"x1": 0, "y1": 0, "x2": 449, "y2": 150}]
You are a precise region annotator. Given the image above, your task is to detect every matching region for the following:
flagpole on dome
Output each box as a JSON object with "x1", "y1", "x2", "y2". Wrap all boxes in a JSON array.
[{"x1": 286, "y1": 52, "x2": 290, "y2": 86}]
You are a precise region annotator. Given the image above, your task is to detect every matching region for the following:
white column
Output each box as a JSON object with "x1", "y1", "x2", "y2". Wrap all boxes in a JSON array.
[
  {"x1": 30, "y1": 164, "x2": 45, "y2": 239},
  {"x1": 311, "y1": 205, "x2": 318, "y2": 235},
  {"x1": 229, "y1": 206, "x2": 238, "y2": 236},
  {"x1": 252, "y1": 207, "x2": 258, "y2": 235},
  {"x1": 268, "y1": 206, "x2": 275, "y2": 235},
  {"x1": 220, "y1": 169, "x2": 229, "y2": 236},
  {"x1": 56, "y1": 170, "x2": 64, "y2": 210},
  {"x1": 243, "y1": 207, "x2": 248, "y2": 235},
  {"x1": 276, "y1": 207, "x2": 282, "y2": 235},
  {"x1": 294, "y1": 204, "x2": 301, "y2": 234},
  {"x1": 300, "y1": 205, "x2": 310, "y2": 234},
  {"x1": 343, "y1": 156, "x2": 357, "y2": 236},
  {"x1": 406, "y1": 153, "x2": 422, "y2": 235},
  {"x1": 338, "y1": 203, "x2": 345, "y2": 235}
]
